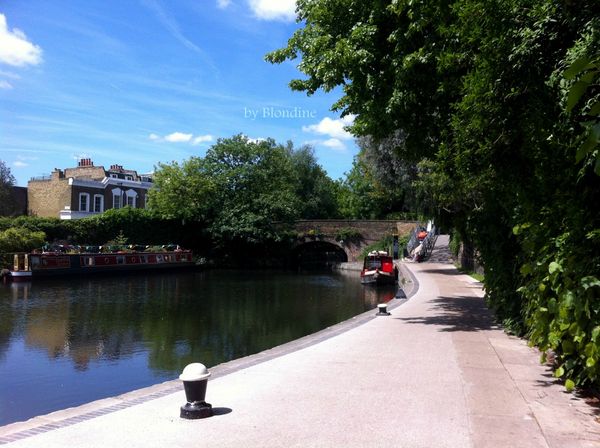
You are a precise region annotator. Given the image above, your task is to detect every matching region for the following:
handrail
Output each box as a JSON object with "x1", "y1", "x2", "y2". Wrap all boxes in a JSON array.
[
  {"x1": 406, "y1": 226, "x2": 420, "y2": 254},
  {"x1": 406, "y1": 223, "x2": 438, "y2": 262},
  {"x1": 419, "y1": 228, "x2": 438, "y2": 261}
]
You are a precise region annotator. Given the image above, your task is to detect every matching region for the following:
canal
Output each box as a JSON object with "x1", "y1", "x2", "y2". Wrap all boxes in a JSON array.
[{"x1": 0, "y1": 269, "x2": 396, "y2": 426}]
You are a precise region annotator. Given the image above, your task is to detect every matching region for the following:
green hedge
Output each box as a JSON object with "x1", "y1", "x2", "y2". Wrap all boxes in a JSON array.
[{"x1": 0, "y1": 208, "x2": 207, "y2": 250}]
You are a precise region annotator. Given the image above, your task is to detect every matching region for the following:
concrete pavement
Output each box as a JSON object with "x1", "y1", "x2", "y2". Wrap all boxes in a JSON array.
[{"x1": 1, "y1": 238, "x2": 599, "y2": 447}]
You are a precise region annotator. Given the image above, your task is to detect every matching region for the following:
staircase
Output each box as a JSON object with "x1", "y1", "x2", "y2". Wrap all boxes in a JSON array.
[{"x1": 424, "y1": 234, "x2": 454, "y2": 264}]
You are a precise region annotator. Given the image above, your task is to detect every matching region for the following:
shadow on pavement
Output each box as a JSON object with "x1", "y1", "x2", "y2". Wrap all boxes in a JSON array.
[
  {"x1": 212, "y1": 407, "x2": 233, "y2": 416},
  {"x1": 395, "y1": 295, "x2": 500, "y2": 332},
  {"x1": 417, "y1": 268, "x2": 464, "y2": 276}
]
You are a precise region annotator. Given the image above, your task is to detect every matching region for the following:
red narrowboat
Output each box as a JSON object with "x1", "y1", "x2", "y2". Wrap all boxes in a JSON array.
[
  {"x1": 4, "y1": 248, "x2": 195, "y2": 281},
  {"x1": 360, "y1": 251, "x2": 398, "y2": 285}
]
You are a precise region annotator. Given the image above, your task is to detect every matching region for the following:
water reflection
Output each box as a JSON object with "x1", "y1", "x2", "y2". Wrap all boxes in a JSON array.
[{"x1": 0, "y1": 270, "x2": 396, "y2": 425}]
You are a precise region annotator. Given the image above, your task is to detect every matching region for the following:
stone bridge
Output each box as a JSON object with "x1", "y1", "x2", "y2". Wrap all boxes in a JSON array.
[{"x1": 291, "y1": 220, "x2": 418, "y2": 263}]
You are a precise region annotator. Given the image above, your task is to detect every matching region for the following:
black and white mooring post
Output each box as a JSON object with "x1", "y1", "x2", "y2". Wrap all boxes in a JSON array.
[
  {"x1": 376, "y1": 303, "x2": 391, "y2": 316},
  {"x1": 179, "y1": 363, "x2": 213, "y2": 419}
]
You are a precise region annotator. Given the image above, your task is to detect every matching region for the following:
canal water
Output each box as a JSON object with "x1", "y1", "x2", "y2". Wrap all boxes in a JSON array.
[{"x1": 0, "y1": 269, "x2": 396, "y2": 426}]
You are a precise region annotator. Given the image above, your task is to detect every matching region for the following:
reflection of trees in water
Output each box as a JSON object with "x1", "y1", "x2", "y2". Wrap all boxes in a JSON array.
[
  {"x1": 0, "y1": 278, "x2": 150, "y2": 370},
  {"x1": 1, "y1": 271, "x2": 397, "y2": 375},
  {"x1": 0, "y1": 282, "x2": 34, "y2": 361}
]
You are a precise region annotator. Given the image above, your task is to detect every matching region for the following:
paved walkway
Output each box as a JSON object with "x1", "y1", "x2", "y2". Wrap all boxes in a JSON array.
[{"x1": 1, "y1": 238, "x2": 599, "y2": 447}]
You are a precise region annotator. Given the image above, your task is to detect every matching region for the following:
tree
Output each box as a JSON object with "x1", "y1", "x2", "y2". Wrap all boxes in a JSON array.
[
  {"x1": 148, "y1": 157, "x2": 216, "y2": 223},
  {"x1": 205, "y1": 135, "x2": 300, "y2": 245},
  {"x1": 357, "y1": 132, "x2": 419, "y2": 215},
  {"x1": 266, "y1": 0, "x2": 460, "y2": 161},
  {"x1": 336, "y1": 154, "x2": 402, "y2": 219},
  {"x1": 289, "y1": 145, "x2": 339, "y2": 218},
  {"x1": 149, "y1": 135, "x2": 300, "y2": 248},
  {"x1": 268, "y1": 0, "x2": 600, "y2": 388},
  {"x1": 0, "y1": 227, "x2": 46, "y2": 253},
  {"x1": 0, "y1": 161, "x2": 17, "y2": 216}
]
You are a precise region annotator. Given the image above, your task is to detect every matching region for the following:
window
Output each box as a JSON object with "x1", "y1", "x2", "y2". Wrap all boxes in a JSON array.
[
  {"x1": 113, "y1": 194, "x2": 122, "y2": 209},
  {"x1": 112, "y1": 187, "x2": 123, "y2": 209},
  {"x1": 93, "y1": 195, "x2": 104, "y2": 213},
  {"x1": 125, "y1": 189, "x2": 138, "y2": 208},
  {"x1": 110, "y1": 173, "x2": 118, "y2": 178},
  {"x1": 79, "y1": 193, "x2": 90, "y2": 212},
  {"x1": 125, "y1": 175, "x2": 133, "y2": 181}
]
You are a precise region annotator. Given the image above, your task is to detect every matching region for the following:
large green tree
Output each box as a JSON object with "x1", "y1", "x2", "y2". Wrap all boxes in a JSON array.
[
  {"x1": 289, "y1": 144, "x2": 339, "y2": 218},
  {"x1": 268, "y1": 0, "x2": 600, "y2": 388},
  {"x1": 336, "y1": 154, "x2": 403, "y2": 219},
  {"x1": 149, "y1": 135, "x2": 301, "y2": 248},
  {"x1": 0, "y1": 161, "x2": 17, "y2": 217}
]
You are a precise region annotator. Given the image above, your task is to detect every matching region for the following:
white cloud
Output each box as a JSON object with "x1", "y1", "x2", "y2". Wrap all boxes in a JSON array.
[
  {"x1": 248, "y1": 0, "x2": 296, "y2": 21},
  {"x1": 13, "y1": 160, "x2": 28, "y2": 168},
  {"x1": 217, "y1": 0, "x2": 232, "y2": 8},
  {"x1": 150, "y1": 132, "x2": 212, "y2": 145},
  {"x1": 322, "y1": 138, "x2": 346, "y2": 152},
  {"x1": 192, "y1": 134, "x2": 213, "y2": 145},
  {"x1": 72, "y1": 153, "x2": 90, "y2": 161},
  {"x1": 244, "y1": 136, "x2": 266, "y2": 144},
  {"x1": 0, "y1": 80, "x2": 13, "y2": 89},
  {"x1": 0, "y1": 14, "x2": 43, "y2": 67},
  {"x1": 302, "y1": 115, "x2": 355, "y2": 140},
  {"x1": 165, "y1": 132, "x2": 193, "y2": 143},
  {"x1": 0, "y1": 69, "x2": 20, "y2": 79}
]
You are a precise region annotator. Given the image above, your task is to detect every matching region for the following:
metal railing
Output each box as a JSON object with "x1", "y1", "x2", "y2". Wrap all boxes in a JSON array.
[
  {"x1": 29, "y1": 175, "x2": 52, "y2": 181},
  {"x1": 419, "y1": 227, "x2": 438, "y2": 261},
  {"x1": 406, "y1": 222, "x2": 438, "y2": 262}
]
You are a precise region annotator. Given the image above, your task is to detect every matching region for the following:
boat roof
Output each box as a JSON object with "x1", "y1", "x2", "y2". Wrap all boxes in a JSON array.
[{"x1": 367, "y1": 250, "x2": 390, "y2": 257}]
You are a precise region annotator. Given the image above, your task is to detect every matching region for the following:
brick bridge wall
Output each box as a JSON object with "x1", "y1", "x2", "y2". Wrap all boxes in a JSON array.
[{"x1": 293, "y1": 220, "x2": 418, "y2": 262}]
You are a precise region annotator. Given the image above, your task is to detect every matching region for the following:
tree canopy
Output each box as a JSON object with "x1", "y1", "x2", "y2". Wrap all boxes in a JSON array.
[
  {"x1": 268, "y1": 0, "x2": 600, "y2": 389},
  {"x1": 148, "y1": 135, "x2": 343, "y2": 250},
  {"x1": 0, "y1": 161, "x2": 17, "y2": 217}
]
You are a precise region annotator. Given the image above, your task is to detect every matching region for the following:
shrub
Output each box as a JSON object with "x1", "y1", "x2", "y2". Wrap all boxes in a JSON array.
[
  {"x1": 359, "y1": 234, "x2": 408, "y2": 260},
  {"x1": 0, "y1": 227, "x2": 46, "y2": 253},
  {"x1": 334, "y1": 228, "x2": 362, "y2": 242}
]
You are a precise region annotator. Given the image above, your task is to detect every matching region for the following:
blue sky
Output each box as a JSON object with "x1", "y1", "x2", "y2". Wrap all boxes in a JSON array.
[{"x1": 0, "y1": 0, "x2": 358, "y2": 186}]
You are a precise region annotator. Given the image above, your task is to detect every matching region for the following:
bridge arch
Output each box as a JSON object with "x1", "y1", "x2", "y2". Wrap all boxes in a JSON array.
[{"x1": 290, "y1": 239, "x2": 349, "y2": 268}]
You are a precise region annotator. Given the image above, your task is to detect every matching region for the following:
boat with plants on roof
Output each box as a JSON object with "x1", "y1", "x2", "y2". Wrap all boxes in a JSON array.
[
  {"x1": 2, "y1": 244, "x2": 195, "y2": 282},
  {"x1": 360, "y1": 250, "x2": 398, "y2": 286}
]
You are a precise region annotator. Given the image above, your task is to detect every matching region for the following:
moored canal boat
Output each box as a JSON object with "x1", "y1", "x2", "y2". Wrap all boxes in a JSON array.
[
  {"x1": 4, "y1": 247, "x2": 195, "y2": 281},
  {"x1": 360, "y1": 251, "x2": 398, "y2": 285}
]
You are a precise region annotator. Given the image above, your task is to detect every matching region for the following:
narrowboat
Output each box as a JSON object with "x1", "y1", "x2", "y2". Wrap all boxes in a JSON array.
[
  {"x1": 4, "y1": 248, "x2": 195, "y2": 281},
  {"x1": 360, "y1": 251, "x2": 398, "y2": 285}
]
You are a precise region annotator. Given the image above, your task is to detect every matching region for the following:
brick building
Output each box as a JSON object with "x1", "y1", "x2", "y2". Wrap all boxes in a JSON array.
[{"x1": 28, "y1": 158, "x2": 153, "y2": 219}]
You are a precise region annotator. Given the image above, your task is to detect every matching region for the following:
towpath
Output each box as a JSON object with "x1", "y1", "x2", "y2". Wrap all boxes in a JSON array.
[{"x1": 1, "y1": 236, "x2": 599, "y2": 447}]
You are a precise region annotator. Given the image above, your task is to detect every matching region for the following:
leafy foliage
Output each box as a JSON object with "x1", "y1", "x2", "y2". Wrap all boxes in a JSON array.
[
  {"x1": 0, "y1": 227, "x2": 46, "y2": 253},
  {"x1": 0, "y1": 161, "x2": 17, "y2": 217},
  {"x1": 336, "y1": 155, "x2": 402, "y2": 219},
  {"x1": 334, "y1": 228, "x2": 362, "y2": 243},
  {"x1": 149, "y1": 135, "x2": 306, "y2": 253},
  {"x1": 289, "y1": 145, "x2": 340, "y2": 218},
  {"x1": 359, "y1": 234, "x2": 408, "y2": 260},
  {"x1": 0, "y1": 210, "x2": 190, "y2": 250},
  {"x1": 269, "y1": 0, "x2": 600, "y2": 388}
]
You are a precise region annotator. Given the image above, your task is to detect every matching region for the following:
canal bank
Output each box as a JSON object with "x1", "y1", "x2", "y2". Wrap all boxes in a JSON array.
[{"x1": 1, "y1": 241, "x2": 599, "y2": 447}]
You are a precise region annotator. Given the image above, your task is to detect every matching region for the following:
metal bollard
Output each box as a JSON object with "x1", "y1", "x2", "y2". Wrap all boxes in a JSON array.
[
  {"x1": 376, "y1": 303, "x2": 391, "y2": 316},
  {"x1": 179, "y1": 363, "x2": 213, "y2": 419}
]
